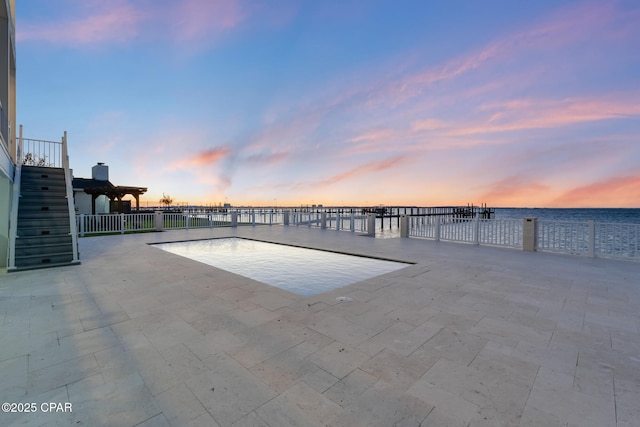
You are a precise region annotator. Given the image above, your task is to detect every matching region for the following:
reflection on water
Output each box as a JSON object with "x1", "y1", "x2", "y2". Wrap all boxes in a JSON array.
[{"x1": 153, "y1": 238, "x2": 409, "y2": 296}]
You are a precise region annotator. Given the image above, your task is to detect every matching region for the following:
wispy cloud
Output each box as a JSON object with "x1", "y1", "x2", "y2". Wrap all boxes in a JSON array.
[
  {"x1": 477, "y1": 176, "x2": 553, "y2": 207},
  {"x1": 552, "y1": 175, "x2": 640, "y2": 208},
  {"x1": 315, "y1": 155, "x2": 409, "y2": 187},
  {"x1": 18, "y1": 1, "x2": 142, "y2": 45},
  {"x1": 17, "y1": 0, "x2": 291, "y2": 48},
  {"x1": 166, "y1": 146, "x2": 232, "y2": 171},
  {"x1": 446, "y1": 96, "x2": 640, "y2": 136},
  {"x1": 170, "y1": 0, "x2": 245, "y2": 42}
]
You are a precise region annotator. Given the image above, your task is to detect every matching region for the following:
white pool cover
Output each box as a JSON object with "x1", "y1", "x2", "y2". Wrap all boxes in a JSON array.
[{"x1": 153, "y1": 238, "x2": 409, "y2": 296}]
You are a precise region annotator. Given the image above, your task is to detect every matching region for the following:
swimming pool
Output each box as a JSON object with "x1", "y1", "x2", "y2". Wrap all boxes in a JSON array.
[{"x1": 152, "y1": 238, "x2": 410, "y2": 296}]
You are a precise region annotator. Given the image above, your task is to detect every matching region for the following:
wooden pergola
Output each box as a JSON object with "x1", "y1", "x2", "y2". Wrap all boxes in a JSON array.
[{"x1": 81, "y1": 185, "x2": 148, "y2": 214}]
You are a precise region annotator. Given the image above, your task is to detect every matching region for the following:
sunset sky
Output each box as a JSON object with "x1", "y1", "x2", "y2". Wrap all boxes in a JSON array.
[{"x1": 16, "y1": 0, "x2": 640, "y2": 208}]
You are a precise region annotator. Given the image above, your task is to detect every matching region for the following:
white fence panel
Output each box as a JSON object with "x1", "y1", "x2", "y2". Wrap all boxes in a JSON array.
[
  {"x1": 478, "y1": 219, "x2": 522, "y2": 248},
  {"x1": 594, "y1": 222, "x2": 639, "y2": 259},
  {"x1": 537, "y1": 221, "x2": 590, "y2": 255}
]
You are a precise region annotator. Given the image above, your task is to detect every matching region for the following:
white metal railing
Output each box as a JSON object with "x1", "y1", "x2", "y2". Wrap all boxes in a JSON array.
[
  {"x1": 76, "y1": 209, "x2": 372, "y2": 236},
  {"x1": 289, "y1": 210, "x2": 368, "y2": 233},
  {"x1": 478, "y1": 219, "x2": 523, "y2": 248},
  {"x1": 19, "y1": 136, "x2": 64, "y2": 168},
  {"x1": 408, "y1": 216, "x2": 639, "y2": 260},
  {"x1": 77, "y1": 213, "x2": 157, "y2": 236},
  {"x1": 77, "y1": 212, "x2": 235, "y2": 235},
  {"x1": 537, "y1": 220, "x2": 590, "y2": 255},
  {"x1": 409, "y1": 217, "x2": 522, "y2": 248},
  {"x1": 164, "y1": 212, "x2": 231, "y2": 230},
  {"x1": 594, "y1": 222, "x2": 639, "y2": 258}
]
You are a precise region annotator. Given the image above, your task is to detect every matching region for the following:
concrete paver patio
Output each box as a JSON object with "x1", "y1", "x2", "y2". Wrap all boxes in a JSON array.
[{"x1": 1, "y1": 225, "x2": 639, "y2": 426}]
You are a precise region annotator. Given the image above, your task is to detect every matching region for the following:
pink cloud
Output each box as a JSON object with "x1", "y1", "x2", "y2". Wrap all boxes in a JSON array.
[
  {"x1": 446, "y1": 96, "x2": 640, "y2": 136},
  {"x1": 18, "y1": 1, "x2": 142, "y2": 45},
  {"x1": 356, "y1": 1, "x2": 629, "y2": 113},
  {"x1": 244, "y1": 152, "x2": 289, "y2": 165},
  {"x1": 552, "y1": 175, "x2": 640, "y2": 208},
  {"x1": 167, "y1": 146, "x2": 232, "y2": 171},
  {"x1": 478, "y1": 176, "x2": 553, "y2": 207},
  {"x1": 16, "y1": 0, "x2": 288, "y2": 47},
  {"x1": 318, "y1": 155, "x2": 408, "y2": 187},
  {"x1": 348, "y1": 129, "x2": 396, "y2": 143},
  {"x1": 169, "y1": 0, "x2": 245, "y2": 42},
  {"x1": 411, "y1": 119, "x2": 448, "y2": 132}
]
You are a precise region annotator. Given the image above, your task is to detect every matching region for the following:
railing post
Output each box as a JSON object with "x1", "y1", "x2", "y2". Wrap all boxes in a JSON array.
[
  {"x1": 321, "y1": 212, "x2": 327, "y2": 229},
  {"x1": 283, "y1": 211, "x2": 290, "y2": 226},
  {"x1": 587, "y1": 220, "x2": 595, "y2": 257},
  {"x1": 185, "y1": 212, "x2": 190, "y2": 229},
  {"x1": 350, "y1": 213, "x2": 355, "y2": 232},
  {"x1": 17, "y1": 124, "x2": 23, "y2": 162},
  {"x1": 252, "y1": 211, "x2": 256, "y2": 226},
  {"x1": 366, "y1": 214, "x2": 376, "y2": 237},
  {"x1": 155, "y1": 211, "x2": 164, "y2": 231},
  {"x1": 62, "y1": 131, "x2": 69, "y2": 170},
  {"x1": 473, "y1": 216, "x2": 480, "y2": 245},
  {"x1": 120, "y1": 213, "x2": 125, "y2": 234},
  {"x1": 336, "y1": 212, "x2": 341, "y2": 231},
  {"x1": 231, "y1": 212, "x2": 238, "y2": 228},
  {"x1": 435, "y1": 217, "x2": 441, "y2": 241},
  {"x1": 523, "y1": 217, "x2": 537, "y2": 251},
  {"x1": 79, "y1": 214, "x2": 85, "y2": 237},
  {"x1": 400, "y1": 215, "x2": 409, "y2": 238}
]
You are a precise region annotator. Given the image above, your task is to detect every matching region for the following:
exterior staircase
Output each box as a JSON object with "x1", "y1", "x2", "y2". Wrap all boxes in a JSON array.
[
  {"x1": 12, "y1": 166, "x2": 79, "y2": 269},
  {"x1": 8, "y1": 130, "x2": 80, "y2": 271}
]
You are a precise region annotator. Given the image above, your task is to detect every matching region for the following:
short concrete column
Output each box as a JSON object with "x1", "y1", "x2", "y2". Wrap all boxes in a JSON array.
[
  {"x1": 523, "y1": 217, "x2": 537, "y2": 251},
  {"x1": 321, "y1": 212, "x2": 327, "y2": 229},
  {"x1": 400, "y1": 215, "x2": 409, "y2": 238},
  {"x1": 155, "y1": 211, "x2": 164, "y2": 231},
  {"x1": 231, "y1": 212, "x2": 238, "y2": 228},
  {"x1": 283, "y1": 211, "x2": 290, "y2": 226},
  {"x1": 366, "y1": 214, "x2": 376, "y2": 237}
]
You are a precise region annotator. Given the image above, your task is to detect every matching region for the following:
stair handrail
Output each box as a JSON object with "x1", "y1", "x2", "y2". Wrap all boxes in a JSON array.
[
  {"x1": 62, "y1": 131, "x2": 80, "y2": 264},
  {"x1": 7, "y1": 124, "x2": 23, "y2": 269}
]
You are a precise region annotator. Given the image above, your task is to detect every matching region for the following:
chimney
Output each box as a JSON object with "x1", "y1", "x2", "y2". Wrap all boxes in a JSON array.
[{"x1": 92, "y1": 162, "x2": 109, "y2": 181}]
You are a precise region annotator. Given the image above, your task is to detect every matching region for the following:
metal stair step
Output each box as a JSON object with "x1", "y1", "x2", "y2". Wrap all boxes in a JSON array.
[
  {"x1": 15, "y1": 235, "x2": 72, "y2": 247},
  {"x1": 17, "y1": 211, "x2": 71, "y2": 221},
  {"x1": 14, "y1": 252, "x2": 76, "y2": 269},
  {"x1": 17, "y1": 226, "x2": 72, "y2": 237},
  {"x1": 15, "y1": 242, "x2": 73, "y2": 257}
]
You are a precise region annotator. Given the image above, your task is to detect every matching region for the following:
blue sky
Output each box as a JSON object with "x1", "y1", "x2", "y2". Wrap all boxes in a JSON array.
[{"x1": 15, "y1": 0, "x2": 640, "y2": 207}]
